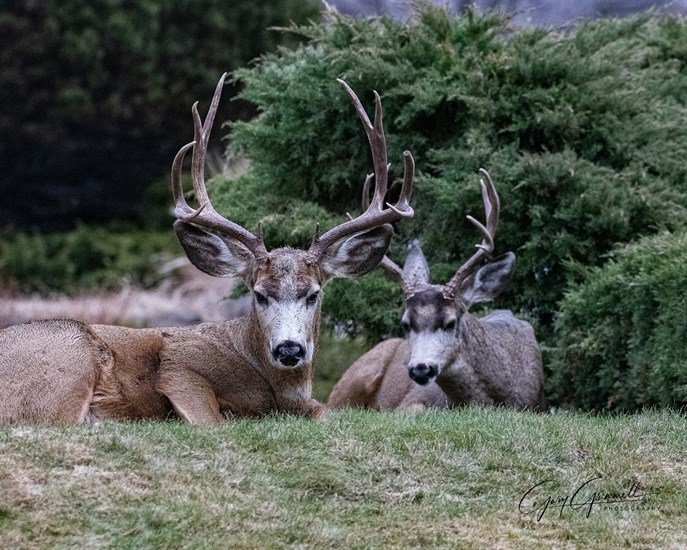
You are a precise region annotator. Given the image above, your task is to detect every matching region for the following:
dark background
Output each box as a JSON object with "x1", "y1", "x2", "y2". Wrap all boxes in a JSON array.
[{"x1": 2, "y1": 0, "x2": 685, "y2": 232}]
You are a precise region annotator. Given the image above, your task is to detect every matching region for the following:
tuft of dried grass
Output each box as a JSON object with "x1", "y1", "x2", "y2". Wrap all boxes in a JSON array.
[{"x1": 0, "y1": 257, "x2": 249, "y2": 330}]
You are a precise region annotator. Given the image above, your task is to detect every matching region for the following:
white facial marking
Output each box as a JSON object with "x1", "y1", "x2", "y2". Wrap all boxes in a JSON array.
[
  {"x1": 269, "y1": 299, "x2": 310, "y2": 350},
  {"x1": 407, "y1": 329, "x2": 457, "y2": 376},
  {"x1": 253, "y1": 281, "x2": 320, "y2": 369}
]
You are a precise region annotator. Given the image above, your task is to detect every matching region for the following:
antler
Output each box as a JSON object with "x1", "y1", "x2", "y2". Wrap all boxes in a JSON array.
[
  {"x1": 443, "y1": 169, "x2": 500, "y2": 298},
  {"x1": 356, "y1": 173, "x2": 421, "y2": 297},
  {"x1": 307, "y1": 79, "x2": 414, "y2": 262},
  {"x1": 172, "y1": 73, "x2": 268, "y2": 260}
]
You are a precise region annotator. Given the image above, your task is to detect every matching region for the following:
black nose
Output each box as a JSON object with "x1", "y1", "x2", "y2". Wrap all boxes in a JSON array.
[
  {"x1": 273, "y1": 341, "x2": 305, "y2": 367},
  {"x1": 408, "y1": 363, "x2": 439, "y2": 385}
]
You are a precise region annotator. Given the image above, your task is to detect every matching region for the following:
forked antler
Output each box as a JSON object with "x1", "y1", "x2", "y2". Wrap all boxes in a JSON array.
[
  {"x1": 172, "y1": 73, "x2": 268, "y2": 260},
  {"x1": 306, "y1": 79, "x2": 414, "y2": 262},
  {"x1": 443, "y1": 168, "x2": 500, "y2": 298},
  {"x1": 172, "y1": 75, "x2": 413, "y2": 263},
  {"x1": 356, "y1": 173, "x2": 419, "y2": 296}
]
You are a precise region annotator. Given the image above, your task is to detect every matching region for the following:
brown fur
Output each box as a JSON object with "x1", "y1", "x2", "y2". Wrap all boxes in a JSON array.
[
  {"x1": 329, "y1": 309, "x2": 544, "y2": 412},
  {"x1": 329, "y1": 261, "x2": 545, "y2": 412},
  {"x1": 0, "y1": 251, "x2": 330, "y2": 424},
  {"x1": 328, "y1": 338, "x2": 449, "y2": 410},
  {"x1": 0, "y1": 76, "x2": 413, "y2": 425}
]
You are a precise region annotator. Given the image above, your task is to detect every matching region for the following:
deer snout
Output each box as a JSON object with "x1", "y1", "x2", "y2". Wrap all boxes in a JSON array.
[
  {"x1": 273, "y1": 340, "x2": 305, "y2": 367},
  {"x1": 408, "y1": 363, "x2": 439, "y2": 386}
]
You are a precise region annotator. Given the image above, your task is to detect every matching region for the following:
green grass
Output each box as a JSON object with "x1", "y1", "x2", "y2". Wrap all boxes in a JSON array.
[
  {"x1": 1, "y1": 409, "x2": 685, "y2": 548},
  {"x1": 314, "y1": 333, "x2": 368, "y2": 402}
]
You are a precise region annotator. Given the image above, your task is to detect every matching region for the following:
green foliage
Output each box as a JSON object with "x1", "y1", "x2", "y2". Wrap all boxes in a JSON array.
[
  {"x1": 0, "y1": 0, "x2": 321, "y2": 229},
  {"x1": 210, "y1": 173, "x2": 341, "y2": 250},
  {"x1": 225, "y1": 7, "x2": 687, "y2": 344},
  {"x1": 550, "y1": 231, "x2": 687, "y2": 411},
  {"x1": 314, "y1": 333, "x2": 368, "y2": 401},
  {"x1": 0, "y1": 225, "x2": 179, "y2": 293},
  {"x1": 323, "y1": 275, "x2": 404, "y2": 340}
]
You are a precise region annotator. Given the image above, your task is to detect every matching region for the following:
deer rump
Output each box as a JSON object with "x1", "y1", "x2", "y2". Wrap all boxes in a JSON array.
[{"x1": 1, "y1": 320, "x2": 161, "y2": 423}]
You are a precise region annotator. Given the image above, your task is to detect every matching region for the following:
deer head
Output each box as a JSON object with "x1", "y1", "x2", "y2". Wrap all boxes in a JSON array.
[
  {"x1": 172, "y1": 74, "x2": 414, "y2": 370},
  {"x1": 376, "y1": 170, "x2": 515, "y2": 385}
]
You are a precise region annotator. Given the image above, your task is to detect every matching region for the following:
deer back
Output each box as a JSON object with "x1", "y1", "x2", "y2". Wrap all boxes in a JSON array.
[{"x1": 433, "y1": 309, "x2": 544, "y2": 409}]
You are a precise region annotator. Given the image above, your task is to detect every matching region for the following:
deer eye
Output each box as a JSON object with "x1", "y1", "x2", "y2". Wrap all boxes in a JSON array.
[
  {"x1": 401, "y1": 320, "x2": 411, "y2": 334},
  {"x1": 306, "y1": 291, "x2": 319, "y2": 306},
  {"x1": 444, "y1": 319, "x2": 457, "y2": 332},
  {"x1": 254, "y1": 291, "x2": 268, "y2": 305}
]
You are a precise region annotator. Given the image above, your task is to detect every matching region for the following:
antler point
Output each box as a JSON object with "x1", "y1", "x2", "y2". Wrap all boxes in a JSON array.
[{"x1": 386, "y1": 202, "x2": 413, "y2": 218}]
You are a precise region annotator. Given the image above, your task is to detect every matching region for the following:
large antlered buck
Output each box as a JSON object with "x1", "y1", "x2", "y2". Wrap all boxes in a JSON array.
[
  {"x1": 0, "y1": 75, "x2": 415, "y2": 424},
  {"x1": 328, "y1": 170, "x2": 545, "y2": 411}
]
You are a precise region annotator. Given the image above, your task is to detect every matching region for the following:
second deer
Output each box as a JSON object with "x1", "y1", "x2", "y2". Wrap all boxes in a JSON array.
[{"x1": 328, "y1": 170, "x2": 545, "y2": 411}]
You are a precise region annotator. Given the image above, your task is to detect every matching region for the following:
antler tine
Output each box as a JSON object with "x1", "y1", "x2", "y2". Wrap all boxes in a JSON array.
[
  {"x1": 444, "y1": 169, "x2": 501, "y2": 298},
  {"x1": 480, "y1": 167, "x2": 500, "y2": 237},
  {"x1": 308, "y1": 79, "x2": 414, "y2": 261},
  {"x1": 360, "y1": 153, "x2": 413, "y2": 217},
  {"x1": 172, "y1": 73, "x2": 267, "y2": 259},
  {"x1": 378, "y1": 256, "x2": 405, "y2": 281},
  {"x1": 338, "y1": 80, "x2": 388, "y2": 211},
  {"x1": 358, "y1": 169, "x2": 416, "y2": 293},
  {"x1": 171, "y1": 141, "x2": 196, "y2": 217}
]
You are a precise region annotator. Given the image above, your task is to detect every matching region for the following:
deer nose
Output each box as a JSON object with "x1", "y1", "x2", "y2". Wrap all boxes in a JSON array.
[
  {"x1": 408, "y1": 363, "x2": 439, "y2": 385},
  {"x1": 273, "y1": 341, "x2": 305, "y2": 367}
]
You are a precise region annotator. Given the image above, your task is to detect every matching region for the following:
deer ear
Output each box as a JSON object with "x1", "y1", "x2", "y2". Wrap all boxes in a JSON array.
[
  {"x1": 460, "y1": 252, "x2": 516, "y2": 306},
  {"x1": 320, "y1": 224, "x2": 393, "y2": 280},
  {"x1": 402, "y1": 239, "x2": 430, "y2": 287},
  {"x1": 174, "y1": 220, "x2": 253, "y2": 279}
]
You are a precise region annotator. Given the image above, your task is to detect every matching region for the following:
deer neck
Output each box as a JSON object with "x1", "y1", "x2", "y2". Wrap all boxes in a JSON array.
[
  {"x1": 434, "y1": 312, "x2": 490, "y2": 403},
  {"x1": 244, "y1": 303, "x2": 321, "y2": 408}
]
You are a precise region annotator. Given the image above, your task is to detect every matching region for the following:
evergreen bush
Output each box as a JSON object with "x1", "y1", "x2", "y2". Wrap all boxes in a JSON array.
[
  {"x1": 221, "y1": 7, "x2": 687, "y2": 343},
  {"x1": 550, "y1": 231, "x2": 687, "y2": 411},
  {"x1": 0, "y1": 225, "x2": 179, "y2": 292},
  {"x1": 0, "y1": 0, "x2": 320, "y2": 230}
]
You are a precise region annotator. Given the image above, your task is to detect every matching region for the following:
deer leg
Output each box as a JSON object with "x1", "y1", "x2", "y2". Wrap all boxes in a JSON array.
[
  {"x1": 304, "y1": 399, "x2": 329, "y2": 420},
  {"x1": 398, "y1": 382, "x2": 450, "y2": 411},
  {"x1": 398, "y1": 402, "x2": 427, "y2": 412},
  {"x1": 155, "y1": 367, "x2": 221, "y2": 424},
  {"x1": 277, "y1": 393, "x2": 329, "y2": 419},
  {"x1": 328, "y1": 361, "x2": 386, "y2": 409}
]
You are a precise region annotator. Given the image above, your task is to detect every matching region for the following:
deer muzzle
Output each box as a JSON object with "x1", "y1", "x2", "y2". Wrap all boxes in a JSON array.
[
  {"x1": 273, "y1": 340, "x2": 306, "y2": 367},
  {"x1": 408, "y1": 363, "x2": 439, "y2": 385}
]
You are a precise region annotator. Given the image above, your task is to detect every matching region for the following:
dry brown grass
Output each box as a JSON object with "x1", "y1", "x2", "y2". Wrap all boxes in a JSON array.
[{"x1": 0, "y1": 257, "x2": 248, "y2": 330}]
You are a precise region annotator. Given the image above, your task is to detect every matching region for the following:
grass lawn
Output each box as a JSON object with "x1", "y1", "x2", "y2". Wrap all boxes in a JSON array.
[{"x1": 1, "y1": 409, "x2": 685, "y2": 549}]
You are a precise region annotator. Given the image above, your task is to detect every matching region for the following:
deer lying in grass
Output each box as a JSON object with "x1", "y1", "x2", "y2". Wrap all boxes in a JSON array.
[
  {"x1": 328, "y1": 170, "x2": 544, "y2": 411},
  {"x1": 0, "y1": 75, "x2": 415, "y2": 424}
]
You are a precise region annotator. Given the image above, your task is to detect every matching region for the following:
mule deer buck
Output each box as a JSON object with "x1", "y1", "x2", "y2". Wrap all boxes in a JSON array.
[
  {"x1": 328, "y1": 169, "x2": 544, "y2": 411},
  {"x1": 0, "y1": 74, "x2": 415, "y2": 424}
]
